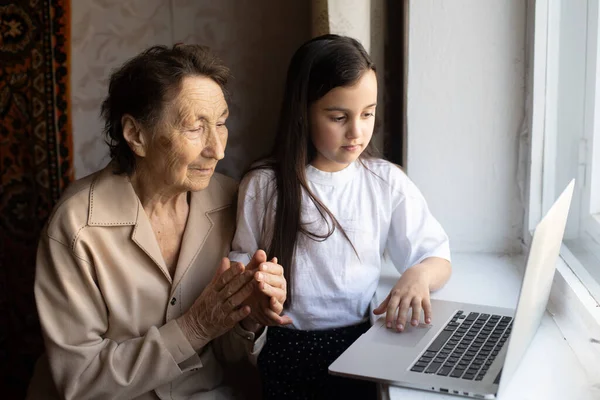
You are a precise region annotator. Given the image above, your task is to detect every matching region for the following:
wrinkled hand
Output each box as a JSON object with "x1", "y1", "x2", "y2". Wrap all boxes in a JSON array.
[
  {"x1": 373, "y1": 264, "x2": 431, "y2": 332},
  {"x1": 242, "y1": 250, "x2": 292, "y2": 328},
  {"x1": 177, "y1": 258, "x2": 254, "y2": 350}
]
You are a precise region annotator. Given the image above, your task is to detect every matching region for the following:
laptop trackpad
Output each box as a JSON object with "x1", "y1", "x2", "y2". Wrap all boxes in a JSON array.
[{"x1": 368, "y1": 319, "x2": 433, "y2": 347}]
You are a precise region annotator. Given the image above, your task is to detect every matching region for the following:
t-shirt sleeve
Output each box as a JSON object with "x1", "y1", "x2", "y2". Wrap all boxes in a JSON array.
[
  {"x1": 229, "y1": 170, "x2": 273, "y2": 264},
  {"x1": 385, "y1": 177, "x2": 451, "y2": 273}
]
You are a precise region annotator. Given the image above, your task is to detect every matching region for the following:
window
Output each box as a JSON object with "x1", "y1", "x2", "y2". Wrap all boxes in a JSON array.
[{"x1": 529, "y1": 0, "x2": 600, "y2": 303}]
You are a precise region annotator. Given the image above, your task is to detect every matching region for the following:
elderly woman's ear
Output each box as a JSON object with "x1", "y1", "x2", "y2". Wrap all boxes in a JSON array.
[{"x1": 122, "y1": 114, "x2": 147, "y2": 157}]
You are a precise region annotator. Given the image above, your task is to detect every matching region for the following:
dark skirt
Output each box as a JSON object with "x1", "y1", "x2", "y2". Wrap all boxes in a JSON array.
[{"x1": 257, "y1": 321, "x2": 377, "y2": 400}]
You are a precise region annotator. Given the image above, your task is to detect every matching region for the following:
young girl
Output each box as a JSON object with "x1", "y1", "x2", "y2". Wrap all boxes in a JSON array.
[{"x1": 230, "y1": 34, "x2": 452, "y2": 399}]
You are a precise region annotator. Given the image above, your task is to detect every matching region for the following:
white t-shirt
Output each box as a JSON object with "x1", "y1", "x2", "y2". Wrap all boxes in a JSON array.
[{"x1": 230, "y1": 158, "x2": 451, "y2": 331}]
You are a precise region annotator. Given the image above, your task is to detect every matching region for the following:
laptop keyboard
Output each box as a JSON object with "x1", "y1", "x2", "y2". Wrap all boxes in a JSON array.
[{"x1": 409, "y1": 311, "x2": 513, "y2": 381}]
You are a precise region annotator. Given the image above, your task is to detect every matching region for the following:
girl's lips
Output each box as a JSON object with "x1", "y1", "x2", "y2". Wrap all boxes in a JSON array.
[{"x1": 342, "y1": 145, "x2": 361, "y2": 152}]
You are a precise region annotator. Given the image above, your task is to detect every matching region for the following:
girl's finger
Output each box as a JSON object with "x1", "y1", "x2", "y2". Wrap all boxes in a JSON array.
[
  {"x1": 410, "y1": 297, "x2": 423, "y2": 326},
  {"x1": 373, "y1": 293, "x2": 390, "y2": 315},
  {"x1": 255, "y1": 270, "x2": 286, "y2": 290},
  {"x1": 386, "y1": 290, "x2": 402, "y2": 328},
  {"x1": 263, "y1": 307, "x2": 293, "y2": 325},
  {"x1": 269, "y1": 296, "x2": 284, "y2": 314},
  {"x1": 257, "y1": 282, "x2": 286, "y2": 302},
  {"x1": 396, "y1": 297, "x2": 412, "y2": 332},
  {"x1": 423, "y1": 297, "x2": 433, "y2": 324}
]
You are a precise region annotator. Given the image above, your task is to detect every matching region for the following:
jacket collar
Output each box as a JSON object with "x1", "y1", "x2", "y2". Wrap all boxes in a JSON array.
[{"x1": 88, "y1": 164, "x2": 233, "y2": 285}]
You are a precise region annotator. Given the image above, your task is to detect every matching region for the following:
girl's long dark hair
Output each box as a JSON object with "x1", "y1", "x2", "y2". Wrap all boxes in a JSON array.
[{"x1": 252, "y1": 34, "x2": 376, "y2": 303}]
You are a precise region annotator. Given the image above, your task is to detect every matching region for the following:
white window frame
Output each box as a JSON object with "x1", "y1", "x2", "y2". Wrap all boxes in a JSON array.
[
  {"x1": 581, "y1": 0, "x2": 600, "y2": 251},
  {"x1": 526, "y1": 0, "x2": 600, "y2": 378}
]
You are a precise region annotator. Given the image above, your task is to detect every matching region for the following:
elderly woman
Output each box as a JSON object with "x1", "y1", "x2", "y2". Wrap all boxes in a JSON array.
[{"x1": 27, "y1": 44, "x2": 289, "y2": 400}]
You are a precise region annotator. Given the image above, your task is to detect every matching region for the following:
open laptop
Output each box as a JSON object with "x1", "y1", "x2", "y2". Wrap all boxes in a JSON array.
[{"x1": 329, "y1": 181, "x2": 574, "y2": 399}]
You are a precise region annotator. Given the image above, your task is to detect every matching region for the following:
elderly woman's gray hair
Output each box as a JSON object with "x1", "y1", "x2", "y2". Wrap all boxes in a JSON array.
[{"x1": 101, "y1": 44, "x2": 231, "y2": 175}]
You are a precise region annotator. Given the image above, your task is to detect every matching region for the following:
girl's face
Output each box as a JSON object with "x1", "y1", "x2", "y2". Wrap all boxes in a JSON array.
[{"x1": 309, "y1": 69, "x2": 377, "y2": 172}]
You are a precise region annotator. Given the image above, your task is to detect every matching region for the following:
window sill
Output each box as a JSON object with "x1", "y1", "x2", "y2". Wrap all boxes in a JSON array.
[{"x1": 545, "y1": 247, "x2": 600, "y2": 383}]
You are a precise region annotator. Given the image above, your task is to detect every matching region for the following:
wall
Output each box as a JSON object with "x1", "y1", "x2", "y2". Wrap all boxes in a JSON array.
[
  {"x1": 406, "y1": 0, "x2": 527, "y2": 253},
  {"x1": 71, "y1": 0, "x2": 310, "y2": 180}
]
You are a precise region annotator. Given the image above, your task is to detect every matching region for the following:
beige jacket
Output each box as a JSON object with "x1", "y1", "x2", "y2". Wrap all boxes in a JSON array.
[{"x1": 27, "y1": 165, "x2": 266, "y2": 400}]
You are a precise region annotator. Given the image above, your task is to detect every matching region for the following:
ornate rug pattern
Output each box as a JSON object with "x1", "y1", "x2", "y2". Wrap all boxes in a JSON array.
[{"x1": 0, "y1": 1, "x2": 72, "y2": 397}]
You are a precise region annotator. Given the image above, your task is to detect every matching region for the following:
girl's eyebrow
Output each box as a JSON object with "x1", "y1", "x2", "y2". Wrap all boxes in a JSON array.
[{"x1": 323, "y1": 103, "x2": 377, "y2": 112}]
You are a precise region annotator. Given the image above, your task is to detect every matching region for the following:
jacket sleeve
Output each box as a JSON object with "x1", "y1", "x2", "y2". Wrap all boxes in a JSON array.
[
  {"x1": 35, "y1": 233, "x2": 203, "y2": 400},
  {"x1": 212, "y1": 323, "x2": 267, "y2": 366}
]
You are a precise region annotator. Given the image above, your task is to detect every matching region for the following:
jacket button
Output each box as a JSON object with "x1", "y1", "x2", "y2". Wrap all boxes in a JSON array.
[{"x1": 170, "y1": 297, "x2": 177, "y2": 306}]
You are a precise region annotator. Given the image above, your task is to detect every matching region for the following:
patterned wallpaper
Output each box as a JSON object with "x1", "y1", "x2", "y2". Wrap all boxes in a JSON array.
[{"x1": 71, "y1": 0, "x2": 311, "y2": 179}]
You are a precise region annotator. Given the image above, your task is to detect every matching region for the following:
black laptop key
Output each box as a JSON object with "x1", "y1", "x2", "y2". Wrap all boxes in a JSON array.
[
  {"x1": 427, "y1": 330, "x2": 453, "y2": 352},
  {"x1": 450, "y1": 369, "x2": 465, "y2": 378},
  {"x1": 465, "y1": 312, "x2": 479, "y2": 321},
  {"x1": 475, "y1": 374, "x2": 485, "y2": 381},
  {"x1": 411, "y1": 365, "x2": 425, "y2": 372},
  {"x1": 444, "y1": 325, "x2": 457, "y2": 331},
  {"x1": 444, "y1": 360, "x2": 456, "y2": 367},
  {"x1": 425, "y1": 362, "x2": 442, "y2": 374},
  {"x1": 463, "y1": 373, "x2": 475, "y2": 380},
  {"x1": 437, "y1": 366, "x2": 452, "y2": 376}
]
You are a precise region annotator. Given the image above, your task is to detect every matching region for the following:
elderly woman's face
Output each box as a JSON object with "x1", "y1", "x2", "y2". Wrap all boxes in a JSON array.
[{"x1": 144, "y1": 76, "x2": 228, "y2": 192}]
